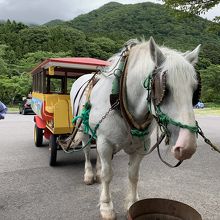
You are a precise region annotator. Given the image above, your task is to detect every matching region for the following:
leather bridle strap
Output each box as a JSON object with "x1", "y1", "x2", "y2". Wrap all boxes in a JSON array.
[
  {"x1": 157, "y1": 145, "x2": 183, "y2": 168},
  {"x1": 146, "y1": 131, "x2": 183, "y2": 168},
  {"x1": 119, "y1": 53, "x2": 154, "y2": 130},
  {"x1": 145, "y1": 132, "x2": 166, "y2": 155}
]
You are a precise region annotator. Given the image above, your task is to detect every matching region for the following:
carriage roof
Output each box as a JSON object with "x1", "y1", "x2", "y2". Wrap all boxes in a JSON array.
[{"x1": 31, "y1": 57, "x2": 110, "y2": 76}]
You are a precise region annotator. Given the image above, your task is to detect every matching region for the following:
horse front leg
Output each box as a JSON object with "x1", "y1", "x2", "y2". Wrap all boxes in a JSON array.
[
  {"x1": 82, "y1": 135, "x2": 94, "y2": 185},
  {"x1": 97, "y1": 138, "x2": 116, "y2": 220},
  {"x1": 95, "y1": 150, "x2": 101, "y2": 183},
  {"x1": 126, "y1": 152, "x2": 144, "y2": 210}
]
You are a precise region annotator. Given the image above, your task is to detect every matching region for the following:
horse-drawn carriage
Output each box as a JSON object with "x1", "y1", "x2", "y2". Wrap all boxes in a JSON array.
[
  {"x1": 31, "y1": 57, "x2": 109, "y2": 166},
  {"x1": 30, "y1": 38, "x2": 220, "y2": 220}
]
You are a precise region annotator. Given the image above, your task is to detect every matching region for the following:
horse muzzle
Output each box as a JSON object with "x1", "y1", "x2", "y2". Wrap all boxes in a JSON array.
[
  {"x1": 171, "y1": 128, "x2": 197, "y2": 160},
  {"x1": 172, "y1": 145, "x2": 197, "y2": 160}
]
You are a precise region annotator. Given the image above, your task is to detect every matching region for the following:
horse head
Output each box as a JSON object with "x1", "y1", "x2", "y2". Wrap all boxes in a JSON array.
[{"x1": 149, "y1": 37, "x2": 201, "y2": 161}]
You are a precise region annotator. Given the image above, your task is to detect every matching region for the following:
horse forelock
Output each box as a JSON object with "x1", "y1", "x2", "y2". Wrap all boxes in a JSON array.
[{"x1": 127, "y1": 41, "x2": 155, "y2": 79}]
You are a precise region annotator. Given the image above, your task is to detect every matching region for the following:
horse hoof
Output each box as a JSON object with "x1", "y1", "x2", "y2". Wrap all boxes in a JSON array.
[
  {"x1": 84, "y1": 175, "x2": 94, "y2": 185},
  {"x1": 100, "y1": 210, "x2": 116, "y2": 220}
]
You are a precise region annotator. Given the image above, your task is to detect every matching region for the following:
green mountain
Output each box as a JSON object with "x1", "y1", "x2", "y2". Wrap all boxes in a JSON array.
[
  {"x1": 43, "y1": 19, "x2": 65, "y2": 26},
  {"x1": 67, "y1": 2, "x2": 219, "y2": 50}
]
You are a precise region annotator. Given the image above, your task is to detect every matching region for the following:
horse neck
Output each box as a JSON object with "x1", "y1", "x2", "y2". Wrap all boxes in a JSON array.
[{"x1": 125, "y1": 58, "x2": 154, "y2": 123}]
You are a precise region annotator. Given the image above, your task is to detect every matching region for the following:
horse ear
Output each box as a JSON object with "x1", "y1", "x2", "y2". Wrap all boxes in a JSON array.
[
  {"x1": 184, "y1": 45, "x2": 201, "y2": 65},
  {"x1": 149, "y1": 37, "x2": 165, "y2": 67}
]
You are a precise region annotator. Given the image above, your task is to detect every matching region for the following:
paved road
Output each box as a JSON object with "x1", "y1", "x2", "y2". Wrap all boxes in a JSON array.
[{"x1": 0, "y1": 114, "x2": 220, "y2": 220}]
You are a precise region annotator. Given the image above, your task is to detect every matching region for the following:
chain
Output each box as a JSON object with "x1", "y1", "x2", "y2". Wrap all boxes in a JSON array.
[
  {"x1": 197, "y1": 123, "x2": 220, "y2": 153},
  {"x1": 97, "y1": 100, "x2": 120, "y2": 126},
  {"x1": 61, "y1": 100, "x2": 120, "y2": 153}
]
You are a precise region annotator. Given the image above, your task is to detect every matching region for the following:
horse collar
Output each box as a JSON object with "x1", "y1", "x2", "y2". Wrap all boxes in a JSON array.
[{"x1": 109, "y1": 50, "x2": 154, "y2": 132}]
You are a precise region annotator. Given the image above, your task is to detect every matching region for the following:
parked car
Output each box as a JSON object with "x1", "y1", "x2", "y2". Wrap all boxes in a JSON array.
[
  {"x1": 194, "y1": 100, "x2": 205, "y2": 109},
  {"x1": 19, "y1": 98, "x2": 34, "y2": 115}
]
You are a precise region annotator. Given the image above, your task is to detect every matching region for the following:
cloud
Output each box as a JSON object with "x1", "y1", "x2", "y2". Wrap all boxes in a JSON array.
[{"x1": 0, "y1": 0, "x2": 81, "y2": 24}]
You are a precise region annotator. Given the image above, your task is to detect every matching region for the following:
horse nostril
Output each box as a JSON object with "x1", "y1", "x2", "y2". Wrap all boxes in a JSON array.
[
  {"x1": 172, "y1": 146, "x2": 182, "y2": 160},
  {"x1": 172, "y1": 146, "x2": 181, "y2": 154},
  {"x1": 172, "y1": 145, "x2": 196, "y2": 160},
  {"x1": 174, "y1": 146, "x2": 181, "y2": 153}
]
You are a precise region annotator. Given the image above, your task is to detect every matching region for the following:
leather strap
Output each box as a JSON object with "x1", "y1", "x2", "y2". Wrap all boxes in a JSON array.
[{"x1": 119, "y1": 55, "x2": 154, "y2": 131}]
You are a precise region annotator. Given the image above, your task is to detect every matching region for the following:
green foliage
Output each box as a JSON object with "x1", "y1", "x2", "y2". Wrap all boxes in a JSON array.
[
  {"x1": 162, "y1": 0, "x2": 220, "y2": 16},
  {"x1": 0, "y1": 58, "x2": 8, "y2": 75},
  {"x1": 0, "y1": 74, "x2": 32, "y2": 104},
  {"x1": 68, "y1": 2, "x2": 220, "y2": 61},
  {"x1": 0, "y1": 2, "x2": 220, "y2": 105},
  {"x1": 43, "y1": 19, "x2": 65, "y2": 26},
  {"x1": 0, "y1": 44, "x2": 8, "y2": 75},
  {"x1": 16, "y1": 51, "x2": 72, "y2": 73},
  {"x1": 200, "y1": 64, "x2": 220, "y2": 103},
  {"x1": 86, "y1": 37, "x2": 120, "y2": 59}
]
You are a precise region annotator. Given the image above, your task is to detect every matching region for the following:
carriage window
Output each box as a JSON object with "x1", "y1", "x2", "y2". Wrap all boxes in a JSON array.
[
  {"x1": 67, "y1": 78, "x2": 76, "y2": 94},
  {"x1": 50, "y1": 78, "x2": 63, "y2": 93}
]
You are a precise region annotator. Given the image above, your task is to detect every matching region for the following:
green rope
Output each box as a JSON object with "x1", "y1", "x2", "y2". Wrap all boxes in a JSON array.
[
  {"x1": 143, "y1": 75, "x2": 152, "y2": 90},
  {"x1": 131, "y1": 127, "x2": 149, "y2": 137},
  {"x1": 156, "y1": 106, "x2": 199, "y2": 133},
  {"x1": 72, "y1": 102, "x2": 98, "y2": 139},
  {"x1": 131, "y1": 128, "x2": 149, "y2": 151}
]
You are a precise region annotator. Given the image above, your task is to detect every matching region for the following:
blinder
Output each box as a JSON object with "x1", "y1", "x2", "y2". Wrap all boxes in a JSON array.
[
  {"x1": 151, "y1": 69, "x2": 167, "y2": 106},
  {"x1": 151, "y1": 69, "x2": 201, "y2": 107}
]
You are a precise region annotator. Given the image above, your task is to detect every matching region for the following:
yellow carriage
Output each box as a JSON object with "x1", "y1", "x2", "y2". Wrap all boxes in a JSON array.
[{"x1": 31, "y1": 57, "x2": 109, "y2": 165}]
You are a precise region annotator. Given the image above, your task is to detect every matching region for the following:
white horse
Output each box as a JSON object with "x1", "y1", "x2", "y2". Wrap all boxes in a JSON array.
[{"x1": 70, "y1": 37, "x2": 200, "y2": 220}]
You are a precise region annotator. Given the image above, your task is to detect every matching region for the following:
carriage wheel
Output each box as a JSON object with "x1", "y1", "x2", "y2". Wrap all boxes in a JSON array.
[
  {"x1": 34, "y1": 124, "x2": 43, "y2": 147},
  {"x1": 49, "y1": 134, "x2": 57, "y2": 166}
]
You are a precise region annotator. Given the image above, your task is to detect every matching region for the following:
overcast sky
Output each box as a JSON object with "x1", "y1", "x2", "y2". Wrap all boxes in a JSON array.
[{"x1": 0, "y1": 0, "x2": 219, "y2": 24}]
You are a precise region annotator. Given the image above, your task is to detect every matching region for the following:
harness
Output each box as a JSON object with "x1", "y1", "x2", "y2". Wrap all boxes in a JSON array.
[{"x1": 61, "y1": 41, "x2": 220, "y2": 167}]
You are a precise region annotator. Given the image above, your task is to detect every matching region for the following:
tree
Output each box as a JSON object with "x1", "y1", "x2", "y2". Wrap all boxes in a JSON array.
[
  {"x1": 162, "y1": 0, "x2": 220, "y2": 16},
  {"x1": 0, "y1": 44, "x2": 8, "y2": 75},
  {"x1": 0, "y1": 74, "x2": 32, "y2": 104},
  {"x1": 16, "y1": 50, "x2": 72, "y2": 73},
  {"x1": 200, "y1": 64, "x2": 220, "y2": 102}
]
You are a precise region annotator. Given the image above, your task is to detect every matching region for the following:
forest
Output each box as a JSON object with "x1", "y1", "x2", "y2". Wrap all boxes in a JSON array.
[{"x1": 0, "y1": 2, "x2": 220, "y2": 104}]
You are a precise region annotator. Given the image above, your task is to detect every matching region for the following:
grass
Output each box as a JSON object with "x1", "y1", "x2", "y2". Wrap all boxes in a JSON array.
[{"x1": 7, "y1": 105, "x2": 19, "y2": 113}]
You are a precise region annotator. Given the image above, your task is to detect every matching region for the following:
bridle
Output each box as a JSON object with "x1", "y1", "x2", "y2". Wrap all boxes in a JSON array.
[{"x1": 112, "y1": 42, "x2": 219, "y2": 167}]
